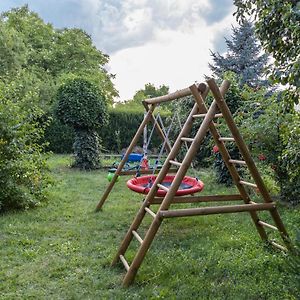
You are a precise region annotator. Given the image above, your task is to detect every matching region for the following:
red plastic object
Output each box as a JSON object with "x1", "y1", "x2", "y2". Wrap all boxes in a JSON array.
[{"x1": 127, "y1": 175, "x2": 204, "y2": 197}]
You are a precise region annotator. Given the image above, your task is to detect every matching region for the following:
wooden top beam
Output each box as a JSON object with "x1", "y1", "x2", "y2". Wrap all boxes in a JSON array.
[{"x1": 143, "y1": 82, "x2": 207, "y2": 105}]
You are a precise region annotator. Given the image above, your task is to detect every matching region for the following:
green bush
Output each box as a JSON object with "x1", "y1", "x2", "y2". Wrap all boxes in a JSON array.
[
  {"x1": 0, "y1": 86, "x2": 49, "y2": 212},
  {"x1": 238, "y1": 87, "x2": 300, "y2": 205},
  {"x1": 56, "y1": 78, "x2": 108, "y2": 170}
]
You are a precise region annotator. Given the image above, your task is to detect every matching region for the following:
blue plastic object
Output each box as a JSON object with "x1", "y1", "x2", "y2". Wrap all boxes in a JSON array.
[{"x1": 122, "y1": 153, "x2": 143, "y2": 163}]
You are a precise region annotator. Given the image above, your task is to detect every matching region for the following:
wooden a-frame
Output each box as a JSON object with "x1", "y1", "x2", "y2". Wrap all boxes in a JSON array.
[{"x1": 97, "y1": 78, "x2": 291, "y2": 287}]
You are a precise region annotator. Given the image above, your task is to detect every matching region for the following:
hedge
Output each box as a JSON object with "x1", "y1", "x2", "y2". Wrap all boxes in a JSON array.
[{"x1": 45, "y1": 105, "x2": 171, "y2": 154}]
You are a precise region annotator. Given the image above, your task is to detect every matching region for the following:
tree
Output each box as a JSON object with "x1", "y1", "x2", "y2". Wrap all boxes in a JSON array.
[
  {"x1": 234, "y1": 1, "x2": 300, "y2": 205},
  {"x1": 209, "y1": 20, "x2": 269, "y2": 88},
  {"x1": 131, "y1": 83, "x2": 169, "y2": 104},
  {"x1": 56, "y1": 78, "x2": 108, "y2": 170},
  {"x1": 234, "y1": 0, "x2": 300, "y2": 105}
]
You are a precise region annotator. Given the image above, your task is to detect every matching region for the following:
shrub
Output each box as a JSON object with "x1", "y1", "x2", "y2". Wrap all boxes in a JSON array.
[
  {"x1": 56, "y1": 78, "x2": 108, "y2": 170},
  {"x1": 0, "y1": 84, "x2": 49, "y2": 212},
  {"x1": 238, "y1": 87, "x2": 300, "y2": 205}
]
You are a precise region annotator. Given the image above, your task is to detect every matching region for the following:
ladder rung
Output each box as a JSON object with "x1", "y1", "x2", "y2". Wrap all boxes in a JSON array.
[
  {"x1": 144, "y1": 207, "x2": 156, "y2": 218},
  {"x1": 159, "y1": 202, "x2": 276, "y2": 218},
  {"x1": 258, "y1": 221, "x2": 278, "y2": 231},
  {"x1": 169, "y1": 160, "x2": 182, "y2": 167},
  {"x1": 239, "y1": 180, "x2": 258, "y2": 188},
  {"x1": 193, "y1": 113, "x2": 223, "y2": 118},
  {"x1": 157, "y1": 183, "x2": 170, "y2": 192},
  {"x1": 269, "y1": 241, "x2": 287, "y2": 252},
  {"x1": 229, "y1": 159, "x2": 247, "y2": 165},
  {"x1": 181, "y1": 137, "x2": 194, "y2": 142},
  {"x1": 119, "y1": 255, "x2": 130, "y2": 271},
  {"x1": 132, "y1": 230, "x2": 143, "y2": 244},
  {"x1": 219, "y1": 137, "x2": 235, "y2": 142}
]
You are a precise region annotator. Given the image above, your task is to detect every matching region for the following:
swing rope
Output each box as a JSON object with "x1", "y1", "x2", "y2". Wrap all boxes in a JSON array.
[
  {"x1": 135, "y1": 112, "x2": 161, "y2": 177},
  {"x1": 175, "y1": 111, "x2": 198, "y2": 181},
  {"x1": 151, "y1": 113, "x2": 176, "y2": 175}
]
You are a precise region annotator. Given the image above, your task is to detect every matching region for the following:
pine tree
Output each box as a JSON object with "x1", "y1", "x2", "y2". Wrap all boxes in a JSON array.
[{"x1": 209, "y1": 20, "x2": 269, "y2": 88}]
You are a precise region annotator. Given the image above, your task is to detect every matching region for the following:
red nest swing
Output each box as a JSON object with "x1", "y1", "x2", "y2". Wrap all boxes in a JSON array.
[{"x1": 127, "y1": 175, "x2": 204, "y2": 197}]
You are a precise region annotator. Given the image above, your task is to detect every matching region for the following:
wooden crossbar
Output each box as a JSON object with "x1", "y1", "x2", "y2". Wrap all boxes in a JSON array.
[
  {"x1": 144, "y1": 83, "x2": 207, "y2": 104},
  {"x1": 120, "y1": 255, "x2": 130, "y2": 271},
  {"x1": 132, "y1": 230, "x2": 143, "y2": 244},
  {"x1": 159, "y1": 203, "x2": 276, "y2": 218},
  {"x1": 150, "y1": 194, "x2": 244, "y2": 204},
  {"x1": 229, "y1": 159, "x2": 247, "y2": 165},
  {"x1": 193, "y1": 113, "x2": 223, "y2": 118},
  {"x1": 258, "y1": 220, "x2": 278, "y2": 231},
  {"x1": 144, "y1": 207, "x2": 156, "y2": 218},
  {"x1": 116, "y1": 168, "x2": 178, "y2": 176},
  {"x1": 219, "y1": 137, "x2": 235, "y2": 141},
  {"x1": 169, "y1": 160, "x2": 182, "y2": 167},
  {"x1": 239, "y1": 180, "x2": 258, "y2": 188}
]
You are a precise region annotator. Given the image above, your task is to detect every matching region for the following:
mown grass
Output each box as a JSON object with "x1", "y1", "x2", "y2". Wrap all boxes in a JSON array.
[{"x1": 0, "y1": 154, "x2": 299, "y2": 299}]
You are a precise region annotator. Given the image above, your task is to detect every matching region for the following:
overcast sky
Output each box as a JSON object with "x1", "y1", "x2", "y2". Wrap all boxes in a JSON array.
[{"x1": 0, "y1": 0, "x2": 237, "y2": 101}]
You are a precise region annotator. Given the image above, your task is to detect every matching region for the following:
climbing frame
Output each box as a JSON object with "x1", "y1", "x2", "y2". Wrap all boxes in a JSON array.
[{"x1": 105, "y1": 78, "x2": 291, "y2": 286}]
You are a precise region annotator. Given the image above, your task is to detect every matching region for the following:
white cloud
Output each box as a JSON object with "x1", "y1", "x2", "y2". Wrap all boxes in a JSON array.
[
  {"x1": 0, "y1": 0, "x2": 236, "y2": 101},
  {"x1": 108, "y1": 2, "x2": 236, "y2": 101}
]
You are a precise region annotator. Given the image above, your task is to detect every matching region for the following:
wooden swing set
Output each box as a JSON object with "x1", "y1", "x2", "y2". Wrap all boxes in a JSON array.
[{"x1": 95, "y1": 78, "x2": 291, "y2": 287}]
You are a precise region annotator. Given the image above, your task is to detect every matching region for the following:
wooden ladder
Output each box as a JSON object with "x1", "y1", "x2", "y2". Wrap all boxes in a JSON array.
[{"x1": 111, "y1": 79, "x2": 291, "y2": 286}]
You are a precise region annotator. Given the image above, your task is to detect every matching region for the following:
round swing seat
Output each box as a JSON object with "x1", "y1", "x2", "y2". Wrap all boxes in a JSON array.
[{"x1": 127, "y1": 175, "x2": 204, "y2": 197}]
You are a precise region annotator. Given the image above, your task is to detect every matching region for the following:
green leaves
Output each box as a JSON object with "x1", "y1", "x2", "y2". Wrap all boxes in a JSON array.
[
  {"x1": 56, "y1": 78, "x2": 108, "y2": 129},
  {"x1": 234, "y1": 0, "x2": 300, "y2": 105},
  {"x1": 0, "y1": 81, "x2": 49, "y2": 212},
  {"x1": 56, "y1": 78, "x2": 108, "y2": 170}
]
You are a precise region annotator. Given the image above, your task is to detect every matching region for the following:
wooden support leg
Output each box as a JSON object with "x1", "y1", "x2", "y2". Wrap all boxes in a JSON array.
[{"x1": 95, "y1": 105, "x2": 155, "y2": 212}]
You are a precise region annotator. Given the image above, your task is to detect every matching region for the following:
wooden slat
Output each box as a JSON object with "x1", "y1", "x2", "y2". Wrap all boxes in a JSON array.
[
  {"x1": 157, "y1": 184, "x2": 169, "y2": 192},
  {"x1": 181, "y1": 137, "x2": 194, "y2": 142},
  {"x1": 159, "y1": 202, "x2": 276, "y2": 218},
  {"x1": 119, "y1": 255, "x2": 130, "y2": 271},
  {"x1": 219, "y1": 137, "x2": 235, "y2": 142},
  {"x1": 150, "y1": 194, "x2": 243, "y2": 204},
  {"x1": 269, "y1": 241, "x2": 287, "y2": 251},
  {"x1": 258, "y1": 221, "x2": 278, "y2": 231},
  {"x1": 193, "y1": 113, "x2": 223, "y2": 118},
  {"x1": 169, "y1": 160, "x2": 182, "y2": 167},
  {"x1": 229, "y1": 159, "x2": 247, "y2": 165},
  {"x1": 144, "y1": 207, "x2": 156, "y2": 218},
  {"x1": 132, "y1": 230, "x2": 143, "y2": 244},
  {"x1": 239, "y1": 180, "x2": 258, "y2": 188}
]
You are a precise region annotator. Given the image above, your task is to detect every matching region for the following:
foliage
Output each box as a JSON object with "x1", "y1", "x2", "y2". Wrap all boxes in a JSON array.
[
  {"x1": 56, "y1": 78, "x2": 108, "y2": 130},
  {"x1": 44, "y1": 117, "x2": 74, "y2": 153},
  {"x1": 210, "y1": 20, "x2": 269, "y2": 88},
  {"x1": 234, "y1": 0, "x2": 300, "y2": 104},
  {"x1": 0, "y1": 5, "x2": 117, "y2": 210},
  {"x1": 212, "y1": 73, "x2": 245, "y2": 184},
  {"x1": 213, "y1": 144, "x2": 243, "y2": 186},
  {"x1": 286, "y1": 230, "x2": 300, "y2": 289},
  {"x1": 56, "y1": 78, "x2": 108, "y2": 169},
  {"x1": 131, "y1": 83, "x2": 169, "y2": 104},
  {"x1": 73, "y1": 128, "x2": 102, "y2": 170},
  {"x1": 237, "y1": 86, "x2": 300, "y2": 204},
  {"x1": 0, "y1": 154, "x2": 299, "y2": 299},
  {"x1": 0, "y1": 81, "x2": 49, "y2": 212},
  {"x1": 102, "y1": 104, "x2": 171, "y2": 153}
]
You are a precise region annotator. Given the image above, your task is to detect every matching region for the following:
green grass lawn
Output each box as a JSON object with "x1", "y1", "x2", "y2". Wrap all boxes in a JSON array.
[{"x1": 0, "y1": 154, "x2": 299, "y2": 299}]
